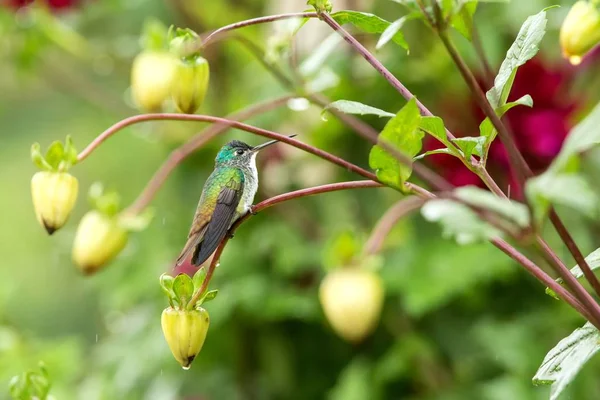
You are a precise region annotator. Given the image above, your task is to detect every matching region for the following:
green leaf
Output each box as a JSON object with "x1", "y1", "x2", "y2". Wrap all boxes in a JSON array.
[
  {"x1": 450, "y1": 0, "x2": 478, "y2": 40},
  {"x1": 201, "y1": 289, "x2": 218, "y2": 304},
  {"x1": 192, "y1": 267, "x2": 207, "y2": 290},
  {"x1": 486, "y1": 10, "x2": 547, "y2": 108},
  {"x1": 525, "y1": 173, "x2": 599, "y2": 224},
  {"x1": 547, "y1": 248, "x2": 600, "y2": 298},
  {"x1": 548, "y1": 101, "x2": 600, "y2": 174},
  {"x1": 63, "y1": 135, "x2": 78, "y2": 167},
  {"x1": 45, "y1": 140, "x2": 64, "y2": 170},
  {"x1": 421, "y1": 199, "x2": 503, "y2": 244},
  {"x1": 419, "y1": 116, "x2": 461, "y2": 156},
  {"x1": 454, "y1": 185, "x2": 530, "y2": 228},
  {"x1": 159, "y1": 273, "x2": 176, "y2": 306},
  {"x1": 88, "y1": 182, "x2": 121, "y2": 217},
  {"x1": 30, "y1": 143, "x2": 52, "y2": 171},
  {"x1": 173, "y1": 273, "x2": 194, "y2": 306},
  {"x1": 533, "y1": 322, "x2": 600, "y2": 400},
  {"x1": 451, "y1": 136, "x2": 486, "y2": 160},
  {"x1": 300, "y1": 32, "x2": 343, "y2": 76},
  {"x1": 140, "y1": 18, "x2": 169, "y2": 51},
  {"x1": 376, "y1": 12, "x2": 420, "y2": 50},
  {"x1": 332, "y1": 10, "x2": 408, "y2": 49},
  {"x1": 413, "y1": 148, "x2": 454, "y2": 161},
  {"x1": 323, "y1": 230, "x2": 360, "y2": 270},
  {"x1": 480, "y1": 95, "x2": 533, "y2": 155},
  {"x1": 118, "y1": 208, "x2": 155, "y2": 231},
  {"x1": 323, "y1": 100, "x2": 395, "y2": 119},
  {"x1": 369, "y1": 98, "x2": 423, "y2": 189}
]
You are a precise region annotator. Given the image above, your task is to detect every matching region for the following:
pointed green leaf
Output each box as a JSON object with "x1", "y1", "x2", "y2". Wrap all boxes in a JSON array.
[
  {"x1": 369, "y1": 98, "x2": 423, "y2": 189},
  {"x1": 118, "y1": 208, "x2": 154, "y2": 231},
  {"x1": 332, "y1": 10, "x2": 408, "y2": 49},
  {"x1": 526, "y1": 173, "x2": 599, "y2": 224},
  {"x1": 324, "y1": 100, "x2": 395, "y2": 118},
  {"x1": 173, "y1": 273, "x2": 194, "y2": 306},
  {"x1": 192, "y1": 267, "x2": 207, "y2": 290},
  {"x1": 45, "y1": 141, "x2": 65, "y2": 170},
  {"x1": 533, "y1": 322, "x2": 600, "y2": 400},
  {"x1": 141, "y1": 18, "x2": 169, "y2": 51},
  {"x1": 201, "y1": 289, "x2": 218, "y2": 304},
  {"x1": 300, "y1": 33, "x2": 343, "y2": 76},
  {"x1": 159, "y1": 273, "x2": 176, "y2": 302},
  {"x1": 451, "y1": 136, "x2": 486, "y2": 160},
  {"x1": 31, "y1": 143, "x2": 53, "y2": 171},
  {"x1": 421, "y1": 199, "x2": 503, "y2": 245},
  {"x1": 480, "y1": 95, "x2": 533, "y2": 157},
  {"x1": 63, "y1": 135, "x2": 78, "y2": 167},
  {"x1": 546, "y1": 248, "x2": 600, "y2": 299},
  {"x1": 323, "y1": 230, "x2": 360, "y2": 270},
  {"x1": 376, "y1": 12, "x2": 420, "y2": 50},
  {"x1": 548, "y1": 101, "x2": 600, "y2": 174},
  {"x1": 454, "y1": 185, "x2": 530, "y2": 228},
  {"x1": 450, "y1": 1, "x2": 478, "y2": 40},
  {"x1": 486, "y1": 10, "x2": 547, "y2": 107},
  {"x1": 414, "y1": 148, "x2": 455, "y2": 161}
]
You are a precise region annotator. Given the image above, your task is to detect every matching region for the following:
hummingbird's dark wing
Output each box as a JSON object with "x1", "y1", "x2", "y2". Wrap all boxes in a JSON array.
[
  {"x1": 191, "y1": 177, "x2": 244, "y2": 266},
  {"x1": 175, "y1": 169, "x2": 244, "y2": 267}
]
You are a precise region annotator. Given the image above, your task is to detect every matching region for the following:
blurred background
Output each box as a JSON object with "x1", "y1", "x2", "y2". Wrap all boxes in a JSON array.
[{"x1": 2, "y1": 0, "x2": 600, "y2": 399}]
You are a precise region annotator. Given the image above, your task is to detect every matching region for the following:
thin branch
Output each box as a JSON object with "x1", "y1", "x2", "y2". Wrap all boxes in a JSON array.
[
  {"x1": 187, "y1": 180, "x2": 384, "y2": 307},
  {"x1": 471, "y1": 23, "x2": 495, "y2": 87},
  {"x1": 124, "y1": 95, "x2": 296, "y2": 215},
  {"x1": 364, "y1": 196, "x2": 427, "y2": 255},
  {"x1": 76, "y1": 113, "x2": 377, "y2": 181},
  {"x1": 197, "y1": 12, "x2": 319, "y2": 50}
]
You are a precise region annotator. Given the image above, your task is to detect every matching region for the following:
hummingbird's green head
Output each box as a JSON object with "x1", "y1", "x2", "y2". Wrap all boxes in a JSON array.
[{"x1": 215, "y1": 137, "x2": 295, "y2": 167}]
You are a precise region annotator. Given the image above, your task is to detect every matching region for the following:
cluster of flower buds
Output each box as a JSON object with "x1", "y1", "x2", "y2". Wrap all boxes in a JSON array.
[
  {"x1": 130, "y1": 20, "x2": 210, "y2": 114},
  {"x1": 160, "y1": 269, "x2": 217, "y2": 369},
  {"x1": 560, "y1": 0, "x2": 600, "y2": 65}
]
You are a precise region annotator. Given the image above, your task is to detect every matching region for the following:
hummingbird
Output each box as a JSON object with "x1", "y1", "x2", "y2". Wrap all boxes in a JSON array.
[{"x1": 176, "y1": 135, "x2": 295, "y2": 267}]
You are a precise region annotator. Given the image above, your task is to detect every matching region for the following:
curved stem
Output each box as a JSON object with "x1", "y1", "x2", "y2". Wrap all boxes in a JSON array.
[
  {"x1": 198, "y1": 12, "x2": 319, "y2": 50},
  {"x1": 364, "y1": 196, "x2": 426, "y2": 255},
  {"x1": 76, "y1": 113, "x2": 377, "y2": 181},
  {"x1": 187, "y1": 180, "x2": 384, "y2": 307},
  {"x1": 124, "y1": 95, "x2": 295, "y2": 214}
]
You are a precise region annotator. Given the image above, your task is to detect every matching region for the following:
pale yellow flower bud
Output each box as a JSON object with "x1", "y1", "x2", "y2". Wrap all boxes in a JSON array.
[
  {"x1": 161, "y1": 307, "x2": 210, "y2": 369},
  {"x1": 319, "y1": 268, "x2": 384, "y2": 342},
  {"x1": 560, "y1": 1, "x2": 600, "y2": 65},
  {"x1": 131, "y1": 51, "x2": 177, "y2": 112},
  {"x1": 72, "y1": 210, "x2": 128, "y2": 274},
  {"x1": 171, "y1": 57, "x2": 210, "y2": 114},
  {"x1": 31, "y1": 171, "x2": 78, "y2": 234}
]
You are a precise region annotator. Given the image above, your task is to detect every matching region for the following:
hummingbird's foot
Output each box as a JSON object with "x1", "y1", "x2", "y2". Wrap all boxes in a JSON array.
[
  {"x1": 228, "y1": 232, "x2": 235, "y2": 239},
  {"x1": 248, "y1": 206, "x2": 257, "y2": 216}
]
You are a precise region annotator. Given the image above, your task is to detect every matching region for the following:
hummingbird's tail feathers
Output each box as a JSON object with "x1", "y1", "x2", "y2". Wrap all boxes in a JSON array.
[
  {"x1": 192, "y1": 183, "x2": 242, "y2": 266},
  {"x1": 175, "y1": 232, "x2": 204, "y2": 267}
]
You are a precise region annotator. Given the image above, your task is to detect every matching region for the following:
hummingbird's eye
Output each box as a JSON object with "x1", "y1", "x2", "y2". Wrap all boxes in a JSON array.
[{"x1": 235, "y1": 149, "x2": 244, "y2": 156}]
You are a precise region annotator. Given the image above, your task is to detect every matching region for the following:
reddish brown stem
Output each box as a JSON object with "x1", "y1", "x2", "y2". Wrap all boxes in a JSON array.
[
  {"x1": 199, "y1": 12, "x2": 319, "y2": 49},
  {"x1": 187, "y1": 180, "x2": 383, "y2": 307},
  {"x1": 77, "y1": 113, "x2": 377, "y2": 181},
  {"x1": 364, "y1": 196, "x2": 426, "y2": 254}
]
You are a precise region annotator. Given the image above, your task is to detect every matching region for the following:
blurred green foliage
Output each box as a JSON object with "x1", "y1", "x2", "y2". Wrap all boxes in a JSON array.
[{"x1": 2, "y1": 0, "x2": 600, "y2": 399}]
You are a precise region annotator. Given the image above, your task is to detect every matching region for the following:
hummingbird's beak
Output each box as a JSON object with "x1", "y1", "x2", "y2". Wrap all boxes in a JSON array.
[{"x1": 251, "y1": 134, "x2": 297, "y2": 152}]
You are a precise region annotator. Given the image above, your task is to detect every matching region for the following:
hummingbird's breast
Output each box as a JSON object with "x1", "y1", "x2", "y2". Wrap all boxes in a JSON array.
[{"x1": 237, "y1": 163, "x2": 258, "y2": 216}]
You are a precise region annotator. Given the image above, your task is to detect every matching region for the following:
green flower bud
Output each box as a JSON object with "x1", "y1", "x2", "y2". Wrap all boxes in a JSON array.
[
  {"x1": 319, "y1": 268, "x2": 384, "y2": 342},
  {"x1": 31, "y1": 171, "x2": 79, "y2": 234},
  {"x1": 560, "y1": 1, "x2": 600, "y2": 65},
  {"x1": 161, "y1": 307, "x2": 210, "y2": 369},
  {"x1": 72, "y1": 210, "x2": 128, "y2": 274},
  {"x1": 171, "y1": 57, "x2": 210, "y2": 114},
  {"x1": 131, "y1": 51, "x2": 177, "y2": 112}
]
